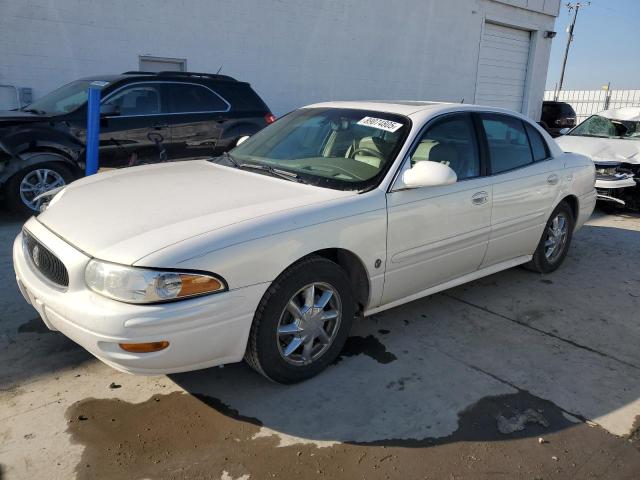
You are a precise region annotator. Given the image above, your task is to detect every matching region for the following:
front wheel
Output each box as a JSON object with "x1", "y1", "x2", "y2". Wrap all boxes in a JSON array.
[
  {"x1": 6, "y1": 160, "x2": 75, "y2": 215},
  {"x1": 525, "y1": 201, "x2": 575, "y2": 273},
  {"x1": 244, "y1": 256, "x2": 355, "y2": 384}
]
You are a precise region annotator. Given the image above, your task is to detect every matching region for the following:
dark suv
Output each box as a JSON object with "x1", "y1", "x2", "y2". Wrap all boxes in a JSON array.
[
  {"x1": 0, "y1": 71, "x2": 274, "y2": 213},
  {"x1": 540, "y1": 101, "x2": 577, "y2": 137}
]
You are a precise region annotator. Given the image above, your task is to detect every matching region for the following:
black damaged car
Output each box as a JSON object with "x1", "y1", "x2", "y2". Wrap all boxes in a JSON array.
[{"x1": 0, "y1": 71, "x2": 274, "y2": 214}]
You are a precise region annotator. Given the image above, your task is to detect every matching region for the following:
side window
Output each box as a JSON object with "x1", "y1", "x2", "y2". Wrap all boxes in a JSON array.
[
  {"x1": 481, "y1": 114, "x2": 533, "y2": 174},
  {"x1": 525, "y1": 123, "x2": 549, "y2": 161},
  {"x1": 103, "y1": 84, "x2": 163, "y2": 115},
  {"x1": 410, "y1": 114, "x2": 480, "y2": 180},
  {"x1": 167, "y1": 84, "x2": 228, "y2": 113}
]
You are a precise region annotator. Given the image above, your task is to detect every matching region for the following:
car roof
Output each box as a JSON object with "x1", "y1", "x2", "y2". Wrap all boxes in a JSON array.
[
  {"x1": 77, "y1": 71, "x2": 239, "y2": 85},
  {"x1": 303, "y1": 100, "x2": 534, "y2": 120},
  {"x1": 304, "y1": 100, "x2": 450, "y2": 116},
  {"x1": 598, "y1": 106, "x2": 640, "y2": 122}
]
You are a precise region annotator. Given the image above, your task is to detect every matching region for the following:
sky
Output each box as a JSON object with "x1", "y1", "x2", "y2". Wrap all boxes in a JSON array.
[{"x1": 545, "y1": 0, "x2": 640, "y2": 91}]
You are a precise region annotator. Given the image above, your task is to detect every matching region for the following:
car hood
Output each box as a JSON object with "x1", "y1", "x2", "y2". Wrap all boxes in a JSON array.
[
  {"x1": 37, "y1": 161, "x2": 354, "y2": 264},
  {"x1": 556, "y1": 135, "x2": 640, "y2": 165}
]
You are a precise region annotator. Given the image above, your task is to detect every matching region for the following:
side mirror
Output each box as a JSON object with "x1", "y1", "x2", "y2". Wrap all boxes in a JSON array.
[
  {"x1": 558, "y1": 128, "x2": 571, "y2": 136},
  {"x1": 100, "y1": 104, "x2": 120, "y2": 117},
  {"x1": 399, "y1": 161, "x2": 457, "y2": 189},
  {"x1": 235, "y1": 135, "x2": 250, "y2": 147}
]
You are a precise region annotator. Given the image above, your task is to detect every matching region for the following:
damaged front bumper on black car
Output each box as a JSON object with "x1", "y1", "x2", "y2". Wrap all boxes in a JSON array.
[{"x1": 594, "y1": 162, "x2": 640, "y2": 209}]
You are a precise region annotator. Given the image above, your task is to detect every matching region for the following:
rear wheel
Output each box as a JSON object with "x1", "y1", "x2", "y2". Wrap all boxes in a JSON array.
[
  {"x1": 525, "y1": 201, "x2": 575, "y2": 273},
  {"x1": 245, "y1": 256, "x2": 355, "y2": 384},
  {"x1": 6, "y1": 157, "x2": 75, "y2": 215}
]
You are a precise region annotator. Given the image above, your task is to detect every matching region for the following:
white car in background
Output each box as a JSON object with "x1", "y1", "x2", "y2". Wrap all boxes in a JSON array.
[
  {"x1": 13, "y1": 101, "x2": 596, "y2": 383},
  {"x1": 556, "y1": 107, "x2": 640, "y2": 210}
]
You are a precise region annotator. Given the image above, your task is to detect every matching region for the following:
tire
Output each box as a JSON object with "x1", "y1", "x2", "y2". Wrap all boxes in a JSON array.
[
  {"x1": 245, "y1": 255, "x2": 355, "y2": 384},
  {"x1": 6, "y1": 159, "x2": 75, "y2": 215},
  {"x1": 525, "y1": 201, "x2": 575, "y2": 274}
]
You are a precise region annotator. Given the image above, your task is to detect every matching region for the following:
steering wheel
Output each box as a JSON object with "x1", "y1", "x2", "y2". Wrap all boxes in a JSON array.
[{"x1": 349, "y1": 147, "x2": 384, "y2": 160}]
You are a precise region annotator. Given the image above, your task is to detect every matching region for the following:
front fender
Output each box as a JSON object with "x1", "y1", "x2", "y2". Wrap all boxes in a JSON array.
[{"x1": 136, "y1": 192, "x2": 389, "y2": 309}]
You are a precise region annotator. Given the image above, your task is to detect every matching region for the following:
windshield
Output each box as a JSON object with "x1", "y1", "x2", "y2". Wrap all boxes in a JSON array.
[
  {"x1": 229, "y1": 107, "x2": 410, "y2": 190},
  {"x1": 23, "y1": 80, "x2": 109, "y2": 115},
  {"x1": 569, "y1": 115, "x2": 640, "y2": 140}
]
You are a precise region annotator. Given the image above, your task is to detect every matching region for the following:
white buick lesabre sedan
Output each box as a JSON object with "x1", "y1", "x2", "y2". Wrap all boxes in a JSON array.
[{"x1": 14, "y1": 101, "x2": 596, "y2": 383}]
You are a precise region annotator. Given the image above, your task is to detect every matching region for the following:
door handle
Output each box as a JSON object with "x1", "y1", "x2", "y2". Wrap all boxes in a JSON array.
[
  {"x1": 152, "y1": 123, "x2": 169, "y2": 130},
  {"x1": 547, "y1": 174, "x2": 559, "y2": 185},
  {"x1": 471, "y1": 191, "x2": 489, "y2": 205}
]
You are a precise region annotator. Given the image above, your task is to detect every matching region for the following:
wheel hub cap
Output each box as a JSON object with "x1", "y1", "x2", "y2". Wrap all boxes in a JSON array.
[
  {"x1": 544, "y1": 213, "x2": 569, "y2": 262},
  {"x1": 277, "y1": 282, "x2": 342, "y2": 366}
]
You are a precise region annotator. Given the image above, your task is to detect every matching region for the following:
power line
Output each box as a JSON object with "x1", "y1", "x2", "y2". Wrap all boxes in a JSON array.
[{"x1": 555, "y1": 2, "x2": 590, "y2": 100}]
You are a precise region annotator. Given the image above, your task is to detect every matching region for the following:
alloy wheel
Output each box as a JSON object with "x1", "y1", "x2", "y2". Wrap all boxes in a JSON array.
[
  {"x1": 544, "y1": 213, "x2": 569, "y2": 263},
  {"x1": 276, "y1": 282, "x2": 342, "y2": 366},
  {"x1": 19, "y1": 168, "x2": 66, "y2": 212}
]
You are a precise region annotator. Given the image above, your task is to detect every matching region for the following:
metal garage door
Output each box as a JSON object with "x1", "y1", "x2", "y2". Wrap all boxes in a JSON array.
[{"x1": 475, "y1": 23, "x2": 530, "y2": 112}]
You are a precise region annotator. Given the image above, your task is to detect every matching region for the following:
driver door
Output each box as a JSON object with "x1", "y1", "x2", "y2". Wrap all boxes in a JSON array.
[
  {"x1": 98, "y1": 82, "x2": 171, "y2": 168},
  {"x1": 382, "y1": 113, "x2": 492, "y2": 304}
]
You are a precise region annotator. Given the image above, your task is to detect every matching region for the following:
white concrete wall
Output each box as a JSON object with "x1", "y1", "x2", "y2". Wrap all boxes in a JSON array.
[{"x1": 0, "y1": 0, "x2": 557, "y2": 118}]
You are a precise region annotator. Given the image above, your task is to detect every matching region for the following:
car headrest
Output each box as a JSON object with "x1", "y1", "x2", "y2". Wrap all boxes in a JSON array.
[{"x1": 428, "y1": 143, "x2": 458, "y2": 166}]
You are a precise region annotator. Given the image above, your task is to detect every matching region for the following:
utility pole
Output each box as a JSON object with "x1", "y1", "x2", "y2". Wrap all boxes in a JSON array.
[{"x1": 555, "y1": 2, "x2": 590, "y2": 101}]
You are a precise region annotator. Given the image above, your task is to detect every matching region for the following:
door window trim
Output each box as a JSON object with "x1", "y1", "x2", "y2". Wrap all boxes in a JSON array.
[
  {"x1": 101, "y1": 81, "x2": 231, "y2": 118},
  {"x1": 388, "y1": 112, "x2": 487, "y2": 192}
]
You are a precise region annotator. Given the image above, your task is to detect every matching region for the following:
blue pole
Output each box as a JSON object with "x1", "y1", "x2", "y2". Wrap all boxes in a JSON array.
[{"x1": 85, "y1": 86, "x2": 101, "y2": 175}]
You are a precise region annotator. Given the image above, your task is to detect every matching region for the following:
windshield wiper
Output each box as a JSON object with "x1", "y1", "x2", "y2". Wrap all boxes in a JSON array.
[
  {"x1": 211, "y1": 151, "x2": 240, "y2": 167},
  {"x1": 212, "y1": 153, "x2": 306, "y2": 183},
  {"x1": 238, "y1": 162, "x2": 306, "y2": 183}
]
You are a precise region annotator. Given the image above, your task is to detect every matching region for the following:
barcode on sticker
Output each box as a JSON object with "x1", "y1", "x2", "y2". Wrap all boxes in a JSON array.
[{"x1": 357, "y1": 117, "x2": 403, "y2": 133}]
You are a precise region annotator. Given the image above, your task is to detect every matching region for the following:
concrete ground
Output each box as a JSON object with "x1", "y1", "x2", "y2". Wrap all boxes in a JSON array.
[{"x1": 0, "y1": 209, "x2": 639, "y2": 479}]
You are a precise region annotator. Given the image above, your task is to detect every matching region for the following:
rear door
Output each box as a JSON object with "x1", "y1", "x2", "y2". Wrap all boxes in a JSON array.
[
  {"x1": 383, "y1": 113, "x2": 492, "y2": 304},
  {"x1": 165, "y1": 82, "x2": 228, "y2": 160},
  {"x1": 477, "y1": 113, "x2": 563, "y2": 267}
]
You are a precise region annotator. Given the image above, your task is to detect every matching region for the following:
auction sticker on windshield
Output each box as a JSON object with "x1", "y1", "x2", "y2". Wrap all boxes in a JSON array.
[{"x1": 357, "y1": 117, "x2": 403, "y2": 133}]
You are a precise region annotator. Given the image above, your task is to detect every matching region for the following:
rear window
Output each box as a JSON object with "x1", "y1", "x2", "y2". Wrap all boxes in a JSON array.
[
  {"x1": 213, "y1": 82, "x2": 269, "y2": 112},
  {"x1": 543, "y1": 102, "x2": 575, "y2": 117},
  {"x1": 167, "y1": 83, "x2": 228, "y2": 113}
]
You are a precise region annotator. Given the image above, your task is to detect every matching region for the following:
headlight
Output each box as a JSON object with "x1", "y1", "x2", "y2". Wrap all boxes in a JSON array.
[{"x1": 85, "y1": 259, "x2": 226, "y2": 304}]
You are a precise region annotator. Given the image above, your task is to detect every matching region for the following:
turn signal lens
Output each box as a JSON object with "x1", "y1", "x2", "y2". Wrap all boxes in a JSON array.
[
  {"x1": 119, "y1": 341, "x2": 169, "y2": 353},
  {"x1": 179, "y1": 274, "x2": 223, "y2": 297}
]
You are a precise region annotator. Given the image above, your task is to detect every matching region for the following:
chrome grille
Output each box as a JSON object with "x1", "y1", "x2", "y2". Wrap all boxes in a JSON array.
[{"x1": 22, "y1": 230, "x2": 69, "y2": 287}]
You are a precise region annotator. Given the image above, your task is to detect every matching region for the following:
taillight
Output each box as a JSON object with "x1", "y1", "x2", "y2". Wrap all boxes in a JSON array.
[{"x1": 265, "y1": 113, "x2": 276, "y2": 124}]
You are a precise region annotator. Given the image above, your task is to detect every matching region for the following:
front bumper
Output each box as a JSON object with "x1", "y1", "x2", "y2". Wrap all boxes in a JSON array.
[
  {"x1": 595, "y1": 176, "x2": 637, "y2": 206},
  {"x1": 13, "y1": 218, "x2": 267, "y2": 375}
]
